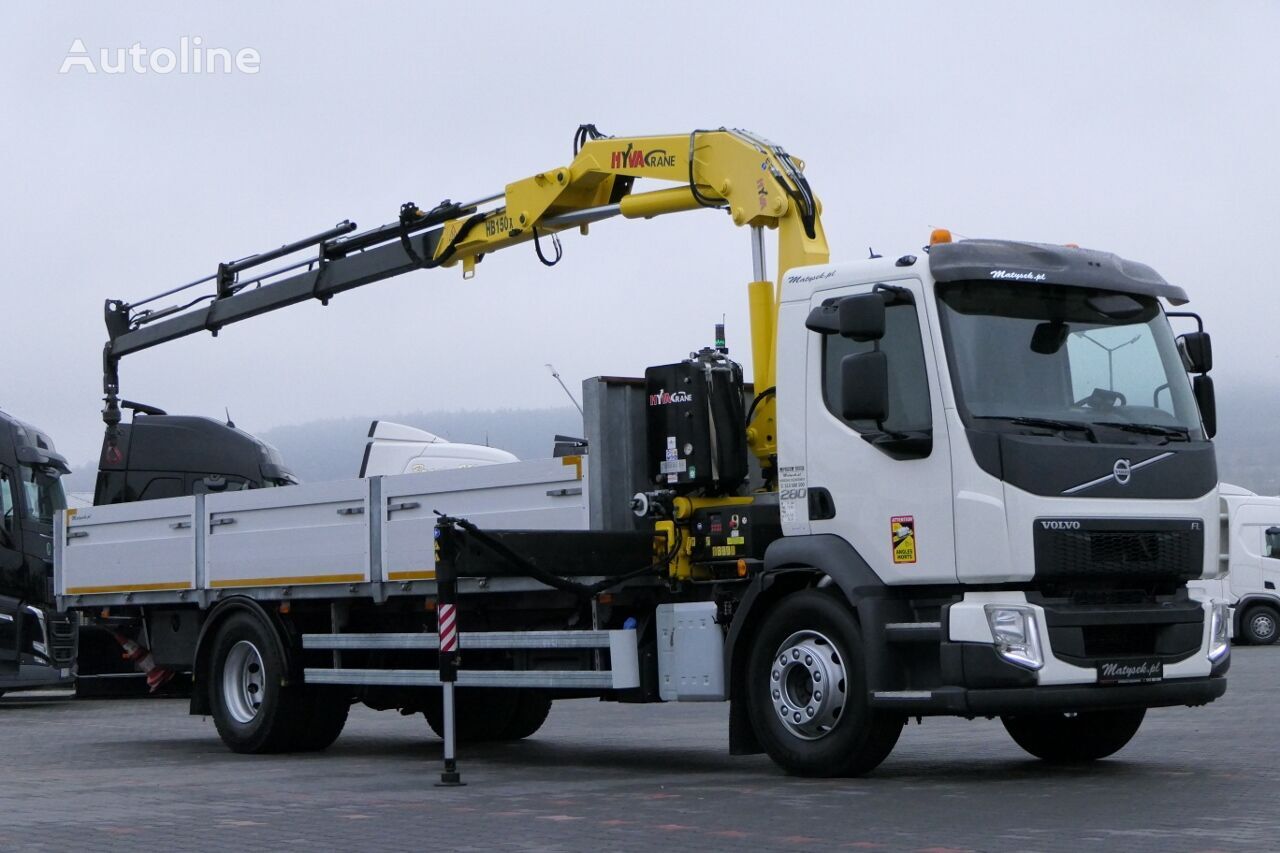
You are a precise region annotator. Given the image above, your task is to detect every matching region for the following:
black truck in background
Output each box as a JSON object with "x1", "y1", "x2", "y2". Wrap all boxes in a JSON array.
[
  {"x1": 1, "y1": 403, "x2": 295, "y2": 696},
  {"x1": 0, "y1": 410, "x2": 75, "y2": 695}
]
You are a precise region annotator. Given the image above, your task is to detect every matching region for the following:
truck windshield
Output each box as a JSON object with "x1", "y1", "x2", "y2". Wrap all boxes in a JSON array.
[
  {"x1": 935, "y1": 281, "x2": 1204, "y2": 441},
  {"x1": 19, "y1": 465, "x2": 67, "y2": 525}
]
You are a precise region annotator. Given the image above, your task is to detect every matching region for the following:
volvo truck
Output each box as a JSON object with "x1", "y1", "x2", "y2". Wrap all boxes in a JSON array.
[{"x1": 55, "y1": 126, "x2": 1228, "y2": 775}]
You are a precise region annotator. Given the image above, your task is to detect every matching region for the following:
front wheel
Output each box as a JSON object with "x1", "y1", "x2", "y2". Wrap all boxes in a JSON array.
[
  {"x1": 1001, "y1": 708, "x2": 1145, "y2": 762},
  {"x1": 745, "y1": 589, "x2": 903, "y2": 777},
  {"x1": 1241, "y1": 605, "x2": 1279, "y2": 645}
]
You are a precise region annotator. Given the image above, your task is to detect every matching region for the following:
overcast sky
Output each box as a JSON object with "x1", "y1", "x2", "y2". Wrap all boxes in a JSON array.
[{"x1": 2, "y1": 2, "x2": 1277, "y2": 466}]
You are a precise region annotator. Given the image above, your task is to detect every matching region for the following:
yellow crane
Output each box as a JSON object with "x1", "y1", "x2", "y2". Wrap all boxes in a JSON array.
[{"x1": 103, "y1": 125, "x2": 830, "y2": 475}]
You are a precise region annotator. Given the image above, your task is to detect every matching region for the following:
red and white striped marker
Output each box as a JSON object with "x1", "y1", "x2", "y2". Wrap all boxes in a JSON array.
[{"x1": 439, "y1": 603, "x2": 458, "y2": 652}]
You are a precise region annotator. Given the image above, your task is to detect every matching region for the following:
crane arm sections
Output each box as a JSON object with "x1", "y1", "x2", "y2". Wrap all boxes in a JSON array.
[{"x1": 101, "y1": 127, "x2": 830, "y2": 467}]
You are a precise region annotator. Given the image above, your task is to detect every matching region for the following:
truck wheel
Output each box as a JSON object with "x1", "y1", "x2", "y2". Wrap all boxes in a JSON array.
[
  {"x1": 1001, "y1": 708, "x2": 1145, "y2": 762},
  {"x1": 288, "y1": 688, "x2": 351, "y2": 752},
  {"x1": 745, "y1": 589, "x2": 904, "y2": 777},
  {"x1": 1241, "y1": 605, "x2": 1280, "y2": 645},
  {"x1": 424, "y1": 687, "x2": 518, "y2": 742},
  {"x1": 208, "y1": 613, "x2": 301, "y2": 754},
  {"x1": 499, "y1": 690, "x2": 552, "y2": 740}
]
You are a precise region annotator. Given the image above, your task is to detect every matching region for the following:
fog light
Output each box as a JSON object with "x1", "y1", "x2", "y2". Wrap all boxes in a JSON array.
[
  {"x1": 985, "y1": 605, "x2": 1044, "y2": 670},
  {"x1": 1209, "y1": 602, "x2": 1230, "y2": 662}
]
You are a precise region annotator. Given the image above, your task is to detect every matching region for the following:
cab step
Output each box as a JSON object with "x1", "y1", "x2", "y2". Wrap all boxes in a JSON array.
[{"x1": 300, "y1": 629, "x2": 640, "y2": 691}]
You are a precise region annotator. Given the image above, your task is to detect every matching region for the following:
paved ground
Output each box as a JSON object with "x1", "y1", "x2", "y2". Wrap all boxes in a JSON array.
[{"x1": 0, "y1": 648, "x2": 1274, "y2": 852}]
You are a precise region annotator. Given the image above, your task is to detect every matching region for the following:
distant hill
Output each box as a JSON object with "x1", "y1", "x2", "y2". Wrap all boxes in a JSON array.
[
  {"x1": 1215, "y1": 382, "x2": 1280, "y2": 495},
  {"x1": 61, "y1": 385, "x2": 1277, "y2": 495}
]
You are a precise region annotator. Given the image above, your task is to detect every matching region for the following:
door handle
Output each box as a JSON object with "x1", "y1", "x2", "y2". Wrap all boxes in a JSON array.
[{"x1": 808, "y1": 487, "x2": 836, "y2": 520}]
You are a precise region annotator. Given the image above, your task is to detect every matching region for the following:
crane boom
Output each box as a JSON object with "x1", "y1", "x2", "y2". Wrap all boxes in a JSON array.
[{"x1": 101, "y1": 126, "x2": 830, "y2": 470}]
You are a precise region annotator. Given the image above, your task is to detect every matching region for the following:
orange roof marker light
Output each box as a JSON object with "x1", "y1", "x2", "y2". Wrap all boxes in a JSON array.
[{"x1": 930, "y1": 228, "x2": 952, "y2": 245}]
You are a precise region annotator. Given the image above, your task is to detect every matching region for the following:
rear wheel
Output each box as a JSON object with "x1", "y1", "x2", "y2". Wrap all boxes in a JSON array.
[
  {"x1": 1241, "y1": 605, "x2": 1279, "y2": 645},
  {"x1": 1001, "y1": 708, "x2": 1146, "y2": 762},
  {"x1": 499, "y1": 690, "x2": 552, "y2": 740},
  {"x1": 424, "y1": 687, "x2": 518, "y2": 742},
  {"x1": 289, "y1": 687, "x2": 351, "y2": 752},
  {"x1": 208, "y1": 613, "x2": 302, "y2": 754},
  {"x1": 745, "y1": 589, "x2": 904, "y2": 777}
]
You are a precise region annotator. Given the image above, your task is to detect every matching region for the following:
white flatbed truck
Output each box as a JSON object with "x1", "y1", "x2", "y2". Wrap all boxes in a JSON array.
[{"x1": 56, "y1": 127, "x2": 1231, "y2": 776}]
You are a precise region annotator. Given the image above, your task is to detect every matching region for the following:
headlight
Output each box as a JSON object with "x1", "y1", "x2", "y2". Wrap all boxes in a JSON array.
[
  {"x1": 1208, "y1": 602, "x2": 1230, "y2": 662},
  {"x1": 984, "y1": 605, "x2": 1044, "y2": 671}
]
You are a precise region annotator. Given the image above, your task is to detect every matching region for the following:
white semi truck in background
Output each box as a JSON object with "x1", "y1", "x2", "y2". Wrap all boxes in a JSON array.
[
  {"x1": 1196, "y1": 484, "x2": 1280, "y2": 644},
  {"x1": 54, "y1": 127, "x2": 1230, "y2": 776}
]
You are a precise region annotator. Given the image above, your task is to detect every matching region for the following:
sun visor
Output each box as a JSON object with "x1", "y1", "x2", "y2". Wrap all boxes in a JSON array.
[{"x1": 929, "y1": 239, "x2": 1188, "y2": 305}]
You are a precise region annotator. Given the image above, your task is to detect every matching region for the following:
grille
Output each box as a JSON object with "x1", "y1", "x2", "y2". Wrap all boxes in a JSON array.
[
  {"x1": 1034, "y1": 519, "x2": 1202, "y2": 581},
  {"x1": 1081, "y1": 624, "x2": 1158, "y2": 657},
  {"x1": 46, "y1": 620, "x2": 77, "y2": 665}
]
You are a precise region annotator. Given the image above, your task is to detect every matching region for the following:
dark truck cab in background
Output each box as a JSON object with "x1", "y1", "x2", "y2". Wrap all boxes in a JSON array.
[
  {"x1": 95, "y1": 407, "x2": 296, "y2": 504},
  {"x1": 0, "y1": 402, "x2": 297, "y2": 696},
  {"x1": 77, "y1": 406, "x2": 297, "y2": 691},
  {"x1": 0, "y1": 410, "x2": 75, "y2": 694}
]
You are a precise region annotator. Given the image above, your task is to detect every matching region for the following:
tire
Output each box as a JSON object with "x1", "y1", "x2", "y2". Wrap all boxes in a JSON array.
[
  {"x1": 1241, "y1": 605, "x2": 1280, "y2": 646},
  {"x1": 1001, "y1": 708, "x2": 1146, "y2": 763},
  {"x1": 498, "y1": 690, "x2": 552, "y2": 740},
  {"x1": 288, "y1": 687, "x2": 351, "y2": 752},
  {"x1": 208, "y1": 613, "x2": 304, "y2": 754},
  {"x1": 745, "y1": 589, "x2": 904, "y2": 777},
  {"x1": 424, "y1": 687, "x2": 518, "y2": 742}
]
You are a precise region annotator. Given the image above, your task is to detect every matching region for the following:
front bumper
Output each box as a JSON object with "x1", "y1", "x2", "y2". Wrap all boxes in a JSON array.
[
  {"x1": 1, "y1": 660, "x2": 76, "y2": 691},
  {"x1": 869, "y1": 591, "x2": 1229, "y2": 717},
  {"x1": 885, "y1": 675, "x2": 1228, "y2": 717}
]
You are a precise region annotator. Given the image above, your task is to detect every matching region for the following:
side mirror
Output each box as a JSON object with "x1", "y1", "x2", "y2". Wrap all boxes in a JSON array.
[
  {"x1": 195, "y1": 474, "x2": 228, "y2": 494},
  {"x1": 1193, "y1": 374, "x2": 1216, "y2": 439},
  {"x1": 1179, "y1": 331, "x2": 1213, "y2": 374},
  {"x1": 841, "y1": 351, "x2": 888, "y2": 422},
  {"x1": 838, "y1": 294, "x2": 885, "y2": 341}
]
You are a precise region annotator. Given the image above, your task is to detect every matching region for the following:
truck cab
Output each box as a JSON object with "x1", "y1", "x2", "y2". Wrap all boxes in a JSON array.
[
  {"x1": 0, "y1": 410, "x2": 75, "y2": 693},
  {"x1": 770, "y1": 238, "x2": 1226, "y2": 719},
  {"x1": 94, "y1": 410, "x2": 296, "y2": 504}
]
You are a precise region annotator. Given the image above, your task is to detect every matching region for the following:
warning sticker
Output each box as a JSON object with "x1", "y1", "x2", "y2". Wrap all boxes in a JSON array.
[{"x1": 891, "y1": 516, "x2": 916, "y2": 564}]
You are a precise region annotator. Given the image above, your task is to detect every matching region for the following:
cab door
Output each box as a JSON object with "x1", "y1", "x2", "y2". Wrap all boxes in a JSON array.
[
  {"x1": 0, "y1": 466, "x2": 24, "y2": 676},
  {"x1": 804, "y1": 277, "x2": 956, "y2": 584},
  {"x1": 0, "y1": 594, "x2": 19, "y2": 678}
]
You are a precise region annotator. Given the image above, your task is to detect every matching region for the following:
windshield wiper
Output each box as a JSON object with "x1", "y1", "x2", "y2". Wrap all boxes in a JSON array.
[
  {"x1": 1093, "y1": 421, "x2": 1191, "y2": 442},
  {"x1": 973, "y1": 416, "x2": 1097, "y2": 442}
]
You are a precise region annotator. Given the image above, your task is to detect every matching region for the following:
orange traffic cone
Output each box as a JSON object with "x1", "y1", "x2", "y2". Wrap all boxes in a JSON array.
[{"x1": 112, "y1": 632, "x2": 175, "y2": 692}]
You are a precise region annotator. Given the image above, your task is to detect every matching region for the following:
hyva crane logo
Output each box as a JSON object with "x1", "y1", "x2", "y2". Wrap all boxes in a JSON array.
[
  {"x1": 59, "y1": 37, "x2": 261, "y2": 75},
  {"x1": 609, "y1": 144, "x2": 677, "y2": 169},
  {"x1": 649, "y1": 389, "x2": 693, "y2": 406}
]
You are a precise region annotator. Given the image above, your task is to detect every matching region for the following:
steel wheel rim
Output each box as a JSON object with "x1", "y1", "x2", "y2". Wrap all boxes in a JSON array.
[
  {"x1": 768, "y1": 629, "x2": 847, "y2": 741},
  {"x1": 1253, "y1": 613, "x2": 1276, "y2": 640},
  {"x1": 222, "y1": 640, "x2": 265, "y2": 724}
]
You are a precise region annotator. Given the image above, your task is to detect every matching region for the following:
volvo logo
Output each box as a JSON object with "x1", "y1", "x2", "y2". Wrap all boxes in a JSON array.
[
  {"x1": 1061, "y1": 451, "x2": 1176, "y2": 495},
  {"x1": 1040, "y1": 520, "x2": 1082, "y2": 530}
]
